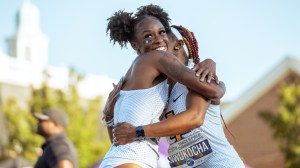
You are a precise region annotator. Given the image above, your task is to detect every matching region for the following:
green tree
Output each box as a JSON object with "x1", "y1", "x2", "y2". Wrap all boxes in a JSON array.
[
  {"x1": 29, "y1": 70, "x2": 111, "y2": 167},
  {"x1": 259, "y1": 80, "x2": 300, "y2": 168},
  {"x1": 2, "y1": 98, "x2": 42, "y2": 162},
  {"x1": 1, "y1": 70, "x2": 111, "y2": 167}
]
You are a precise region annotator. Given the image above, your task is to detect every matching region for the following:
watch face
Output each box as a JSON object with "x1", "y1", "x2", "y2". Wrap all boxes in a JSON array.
[{"x1": 136, "y1": 126, "x2": 145, "y2": 141}]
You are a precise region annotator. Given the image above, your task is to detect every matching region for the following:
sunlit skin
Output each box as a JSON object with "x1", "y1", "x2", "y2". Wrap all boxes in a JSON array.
[
  {"x1": 103, "y1": 16, "x2": 225, "y2": 168},
  {"x1": 112, "y1": 31, "x2": 225, "y2": 146},
  {"x1": 130, "y1": 17, "x2": 168, "y2": 55},
  {"x1": 37, "y1": 119, "x2": 58, "y2": 138}
]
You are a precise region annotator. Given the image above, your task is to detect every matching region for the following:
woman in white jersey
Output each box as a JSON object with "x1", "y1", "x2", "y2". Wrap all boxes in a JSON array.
[
  {"x1": 114, "y1": 25, "x2": 245, "y2": 168},
  {"x1": 111, "y1": 5, "x2": 244, "y2": 168},
  {"x1": 100, "y1": 6, "x2": 225, "y2": 168},
  {"x1": 165, "y1": 25, "x2": 244, "y2": 168}
]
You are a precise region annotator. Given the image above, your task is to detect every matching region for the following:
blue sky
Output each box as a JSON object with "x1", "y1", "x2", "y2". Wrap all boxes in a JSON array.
[{"x1": 1, "y1": 0, "x2": 300, "y2": 101}]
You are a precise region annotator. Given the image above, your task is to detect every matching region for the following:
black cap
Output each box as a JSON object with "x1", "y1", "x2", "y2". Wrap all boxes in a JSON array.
[{"x1": 33, "y1": 109, "x2": 69, "y2": 128}]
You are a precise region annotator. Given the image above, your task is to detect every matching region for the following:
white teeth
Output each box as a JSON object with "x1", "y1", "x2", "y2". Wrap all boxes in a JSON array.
[{"x1": 155, "y1": 47, "x2": 167, "y2": 51}]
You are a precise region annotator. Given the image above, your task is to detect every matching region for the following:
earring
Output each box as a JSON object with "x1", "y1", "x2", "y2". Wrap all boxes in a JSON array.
[{"x1": 174, "y1": 46, "x2": 179, "y2": 50}]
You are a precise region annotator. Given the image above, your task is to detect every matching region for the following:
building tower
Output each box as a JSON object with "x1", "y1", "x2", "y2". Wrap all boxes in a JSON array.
[{"x1": 6, "y1": 0, "x2": 48, "y2": 70}]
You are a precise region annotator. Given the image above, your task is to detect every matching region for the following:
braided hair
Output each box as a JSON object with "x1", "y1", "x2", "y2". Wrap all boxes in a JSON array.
[
  {"x1": 172, "y1": 25, "x2": 236, "y2": 139},
  {"x1": 171, "y1": 25, "x2": 235, "y2": 139},
  {"x1": 171, "y1": 25, "x2": 200, "y2": 64}
]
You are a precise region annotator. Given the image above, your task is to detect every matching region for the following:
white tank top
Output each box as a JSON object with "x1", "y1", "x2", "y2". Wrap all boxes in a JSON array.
[
  {"x1": 164, "y1": 83, "x2": 245, "y2": 168},
  {"x1": 101, "y1": 80, "x2": 169, "y2": 168}
]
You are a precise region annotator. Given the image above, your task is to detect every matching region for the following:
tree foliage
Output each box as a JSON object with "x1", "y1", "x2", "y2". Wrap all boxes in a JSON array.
[
  {"x1": 1, "y1": 70, "x2": 111, "y2": 167},
  {"x1": 2, "y1": 98, "x2": 43, "y2": 162},
  {"x1": 259, "y1": 80, "x2": 300, "y2": 168}
]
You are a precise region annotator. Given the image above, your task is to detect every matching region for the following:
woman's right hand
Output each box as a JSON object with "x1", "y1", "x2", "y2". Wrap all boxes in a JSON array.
[
  {"x1": 113, "y1": 122, "x2": 137, "y2": 145},
  {"x1": 192, "y1": 58, "x2": 219, "y2": 84}
]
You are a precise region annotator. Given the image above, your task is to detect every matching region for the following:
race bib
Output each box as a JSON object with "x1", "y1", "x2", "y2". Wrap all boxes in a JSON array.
[{"x1": 168, "y1": 131, "x2": 213, "y2": 167}]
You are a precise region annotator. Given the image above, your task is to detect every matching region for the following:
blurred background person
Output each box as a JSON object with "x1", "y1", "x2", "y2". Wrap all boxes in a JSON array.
[{"x1": 33, "y1": 109, "x2": 78, "y2": 168}]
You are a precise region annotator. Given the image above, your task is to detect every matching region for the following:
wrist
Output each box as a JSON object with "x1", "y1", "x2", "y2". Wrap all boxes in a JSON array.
[
  {"x1": 102, "y1": 113, "x2": 114, "y2": 121},
  {"x1": 135, "y1": 126, "x2": 145, "y2": 141}
]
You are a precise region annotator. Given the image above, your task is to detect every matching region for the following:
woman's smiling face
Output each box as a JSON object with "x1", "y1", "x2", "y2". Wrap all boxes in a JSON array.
[{"x1": 131, "y1": 16, "x2": 168, "y2": 54}]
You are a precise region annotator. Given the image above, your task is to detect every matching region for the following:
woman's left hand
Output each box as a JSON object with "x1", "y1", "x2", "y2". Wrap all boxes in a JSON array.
[
  {"x1": 192, "y1": 58, "x2": 219, "y2": 84},
  {"x1": 102, "y1": 77, "x2": 125, "y2": 118},
  {"x1": 113, "y1": 122, "x2": 137, "y2": 145}
]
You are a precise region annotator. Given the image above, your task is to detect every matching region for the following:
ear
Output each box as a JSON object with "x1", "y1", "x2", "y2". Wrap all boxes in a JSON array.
[
  {"x1": 174, "y1": 40, "x2": 184, "y2": 50},
  {"x1": 178, "y1": 40, "x2": 184, "y2": 49},
  {"x1": 130, "y1": 41, "x2": 139, "y2": 51}
]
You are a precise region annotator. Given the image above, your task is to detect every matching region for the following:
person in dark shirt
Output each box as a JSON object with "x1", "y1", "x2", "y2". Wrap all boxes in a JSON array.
[{"x1": 33, "y1": 109, "x2": 78, "y2": 168}]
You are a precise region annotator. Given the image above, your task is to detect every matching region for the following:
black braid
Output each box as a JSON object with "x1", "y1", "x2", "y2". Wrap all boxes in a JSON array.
[{"x1": 171, "y1": 25, "x2": 200, "y2": 64}]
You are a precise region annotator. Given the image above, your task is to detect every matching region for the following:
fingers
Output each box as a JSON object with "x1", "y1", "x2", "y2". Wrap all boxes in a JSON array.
[
  {"x1": 112, "y1": 128, "x2": 117, "y2": 145},
  {"x1": 214, "y1": 74, "x2": 219, "y2": 84},
  {"x1": 112, "y1": 77, "x2": 125, "y2": 93},
  {"x1": 113, "y1": 122, "x2": 125, "y2": 136},
  {"x1": 195, "y1": 67, "x2": 204, "y2": 78},
  {"x1": 106, "y1": 89, "x2": 122, "y2": 113},
  {"x1": 207, "y1": 74, "x2": 214, "y2": 83},
  {"x1": 116, "y1": 77, "x2": 125, "y2": 90},
  {"x1": 112, "y1": 136, "x2": 127, "y2": 146},
  {"x1": 195, "y1": 68, "x2": 209, "y2": 82},
  {"x1": 113, "y1": 136, "x2": 135, "y2": 145},
  {"x1": 191, "y1": 64, "x2": 199, "y2": 71},
  {"x1": 111, "y1": 80, "x2": 125, "y2": 99},
  {"x1": 194, "y1": 68, "x2": 218, "y2": 84},
  {"x1": 112, "y1": 136, "x2": 118, "y2": 145},
  {"x1": 116, "y1": 122, "x2": 124, "y2": 126},
  {"x1": 112, "y1": 129, "x2": 127, "y2": 146},
  {"x1": 193, "y1": 59, "x2": 218, "y2": 83},
  {"x1": 112, "y1": 127, "x2": 123, "y2": 145},
  {"x1": 200, "y1": 69, "x2": 210, "y2": 82},
  {"x1": 104, "y1": 80, "x2": 125, "y2": 119},
  {"x1": 207, "y1": 73, "x2": 219, "y2": 84},
  {"x1": 112, "y1": 122, "x2": 137, "y2": 145}
]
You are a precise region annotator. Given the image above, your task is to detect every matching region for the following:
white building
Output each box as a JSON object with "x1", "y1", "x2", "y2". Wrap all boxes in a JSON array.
[{"x1": 0, "y1": 1, "x2": 116, "y2": 106}]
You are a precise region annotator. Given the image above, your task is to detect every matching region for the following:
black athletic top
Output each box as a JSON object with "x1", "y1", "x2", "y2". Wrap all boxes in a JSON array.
[{"x1": 34, "y1": 134, "x2": 78, "y2": 168}]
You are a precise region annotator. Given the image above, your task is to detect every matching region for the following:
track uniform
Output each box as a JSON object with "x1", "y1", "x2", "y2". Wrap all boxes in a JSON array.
[
  {"x1": 164, "y1": 83, "x2": 245, "y2": 168},
  {"x1": 100, "y1": 80, "x2": 169, "y2": 168}
]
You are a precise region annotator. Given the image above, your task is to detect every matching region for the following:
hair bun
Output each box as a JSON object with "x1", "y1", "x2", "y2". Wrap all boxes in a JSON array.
[
  {"x1": 107, "y1": 10, "x2": 134, "y2": 48},
  {"x1": 136, "y1": 4, "x2": 171, "y2": 32}
]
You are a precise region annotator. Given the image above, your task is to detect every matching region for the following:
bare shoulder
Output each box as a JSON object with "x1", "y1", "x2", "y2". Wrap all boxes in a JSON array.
[
  {"x1": 141, "y1": 50, "x2": 174, "y2": 60},
  {"x1": 133, "y1": 50, "x2": 168, "y2": 68},
  {"x1": 137, "y1": 50, "x2": 180, "y2": 69},
  {"x1": 133, "y1": 50, "x2": 184, "y2": 81}
]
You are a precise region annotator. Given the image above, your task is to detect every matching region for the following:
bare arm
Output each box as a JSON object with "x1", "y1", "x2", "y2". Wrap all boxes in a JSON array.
[
  {"x1": 102, "y1": 89, "x2": 116, "y2": 143},
  {"x1": 149, "y1": 50, "x2": 225, "y2": 100},
  {"x1": 114, "y1": 90, "x2": 209, "y2": 144},
  {"x1": 145, "y1": 90, "x2": 209, "y2": 137},
  {"x1": 102, "y1": 78, "x2": 125, "y2": 143}
]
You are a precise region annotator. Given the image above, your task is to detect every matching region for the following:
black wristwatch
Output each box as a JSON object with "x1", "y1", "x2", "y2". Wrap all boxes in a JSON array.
[{"x1": 136, "y1": 126, "x2": 145, "y2": 141}]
